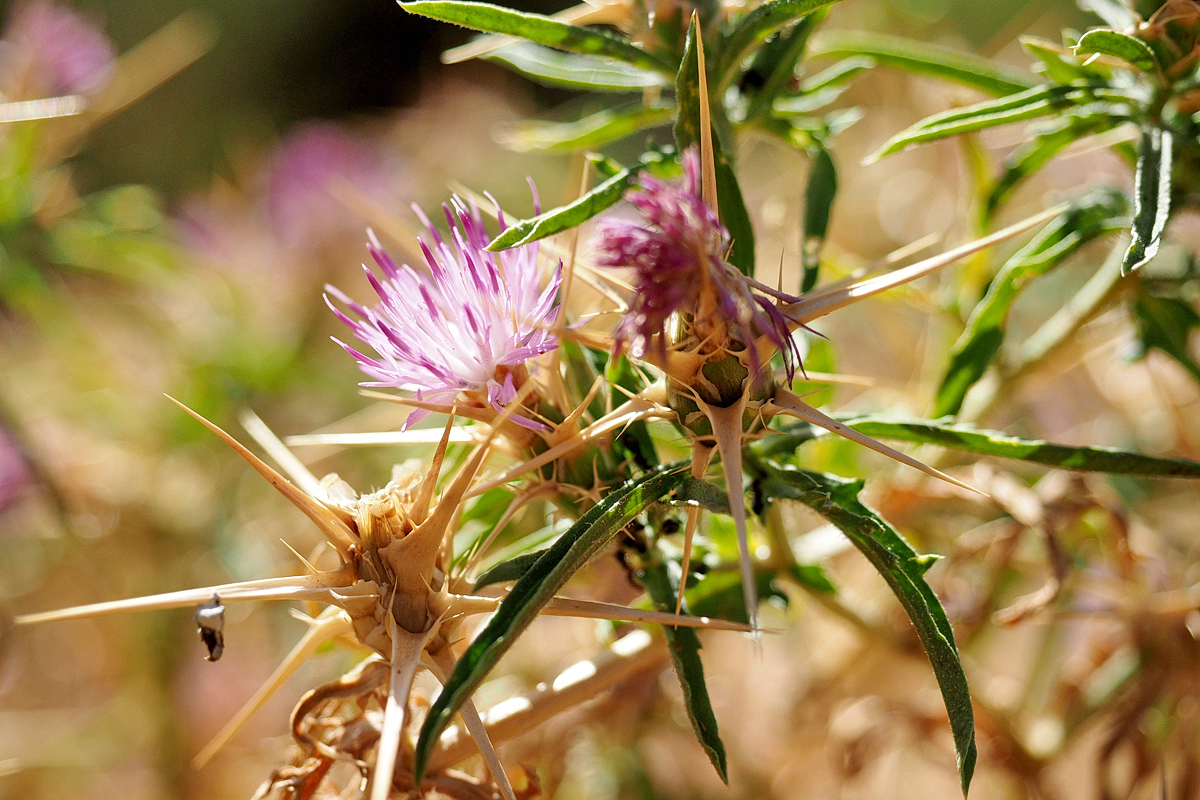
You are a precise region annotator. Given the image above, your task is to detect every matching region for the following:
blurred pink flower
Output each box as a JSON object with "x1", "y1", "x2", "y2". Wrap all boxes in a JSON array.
[
  {"x1": 327, "y1": 197, "x2": 561, "y2": 429},
  {"x1": 0, "y1": 427, "x2": 32, "y2": 512},
  {"x1": 3, "y1": 1, "x2": 115, "y2": 96},
  {"x1": 267, "y1": 121, "x2": 397, "y2": 248}
]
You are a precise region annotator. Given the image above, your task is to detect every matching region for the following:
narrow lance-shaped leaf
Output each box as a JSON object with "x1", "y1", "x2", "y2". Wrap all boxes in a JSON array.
[
  {"x1": 713, "y1": 0, "x2": 841, "y2": 93},
  {"x1": 801, "y1": 144, "x2": 837, "y2": 292},
  {"x1": 984, "y1": 113, "x2": 1119, "y2": 224},
  {"x1": 675, "y1": 16, "x2": 756, "y2": 275},
  {"x1": 473, "y1": 548, "x2": 549, "y2": 589},
  {"x1": 483, "y1": 41, "x2": 673, "y2": 92},
  {"x1": 1075, "y1": 29, "x2": 1159, "y2": 73},
  {"x1": 413, "y1": 463, "x2": 688, "y2": 781},
  {"x1": 934, "y1": 190, "x2": 1128, "y2": 417},
  {"x1": 1023, "y1": 36, "x2": 1109, "y2": 84},
  {"x1": 739, "y1": 9, "x2": 827, "y2": 121},
  {"x1": 1131, "y1": 291, "x2": 1200, "y2": 385},
  {"x1": 809, "y1": 31, "x2": 1038, "y2": 97},
  {"x1": 636, "y1": 558, "x2": 728, "y2": 783},
  {"x1": 799, "y1": 54, "x2": 876, "y2": 93},
  {"x1": 869, "y1": 84, "x2": 1135, "y2": 162},
  {"x1": 1079, "y1": 0, "x2": 1137, "y2": 29},
  {"x1": 498, "y1": 102, "x2": 675, "y2": 153},
  {"x1": 830, "y1": 414, "x2": 1200, "y2": 477},
  {"x1": 1123, "y1": 126, "x2": 1173, "y2": 274},
  {"x1": 400, "y1": 0, "x2": 677, "y2": 75},
  {"x1": 751, "y1": 458, "x2": 976, "y2": 796},
  {"x1": 488, "y1": 165, "x2": 637, "y2": 251}
]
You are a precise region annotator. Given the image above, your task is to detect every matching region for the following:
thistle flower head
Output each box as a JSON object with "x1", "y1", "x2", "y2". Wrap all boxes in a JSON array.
[
  {"x1": 3, "y1": 1, "x2": 115, "y2": 96},
  {"x1": 592, "y1": 147, "x2": 802, "y2": 379},
  {"x1": 327, "y1": 196, "x2": 562, "y2": 429}
]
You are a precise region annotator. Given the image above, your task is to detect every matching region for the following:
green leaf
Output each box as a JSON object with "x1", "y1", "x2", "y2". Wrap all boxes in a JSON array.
[
  {"x1": 1022, "y1": 36, "x2": 1108, "y2": 84},
  {"x1": 671, "y1": 475, "x2": 733, "y2": 514},
  {"x1": 673, "y1": 16, "x2": 706, "y2": 160},
  {"x1": 934, "y1": 190, "x2": 1128, "y2": 417},
  {"x1": 1131, "y1": 291, "x2": 1200, "y2": 385},
  {"x1": 636, "y1": 559, "x2": 728, "y2": 782},
  {"x1": 473, "y1": 548, "x2": 548, "y2": 589},
  {"x1": 483, "y1": 41, "x2": 673, "y2": 91},
  {"x1": 413, "y1": 463, "x2": 689, "y2": 781},
  {"x1": 497, "y1": 102, "x2": 675, "y2": 152},
  {"x1": 739, "y1": 9, "x2": 828, "y2": 121},
  {"x1": 487, "y1": 166, "x2": 636, "y2": 251},
  {"x1": 835, "y1": 415, "x2": 1200, "y2": 477},
  {"x1": 1123, "y1": 126, "x2": 1173, "y2": 274},
  {"x1": 714, "y1": 0, "x2": 840, "y2": 92},
  {"x1": 800, "y1": 54, "x2": 876, "y2": 92},
  {"x1": 1078, "y1": 0, "x2": 1137, "y2": 30},
  {"x1": 809, "y1": 31, "x2": 1038, "y2": 97},
  {"x1": 801, "y1": 144, "x2": 837, "y2": 292},
  {"x1": 607, "y1": 354, "x2": 660, "y2": 470},
  {"x1": 487, "y1": 40, "x2": 676, "y2": 91},
  {"x1": 686, "y1": 564, "x2": 831, "y2": 621},
  {"x1": 752, "y1": 460, "x2": 976, "y2": 795},
  {"x1": 984, "y1": 113, "x2": 1119, "y2": 223},
  {"x1": 674, "y1": 15, "x2": 757, "y2": 275},
  {"x1": 869, "y1": 84, "x2": 1134, "y2": 161},
  {"x1": 1075, "y1": 29, "x2": 1158, "y2": 72},
  {"x1": 401, "y1": 0, "x2": 677, "y2": 74}
]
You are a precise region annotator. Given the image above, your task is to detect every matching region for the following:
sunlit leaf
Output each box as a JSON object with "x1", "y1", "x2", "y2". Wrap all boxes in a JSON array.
[
  {"x1": 488, "y1": 166, "x2": 637, "y2": 250},
  {"x1": 869, "y1": 84, "x2": 1134, "y2": 161},
  {"x1": 810, "y1": 31, "x2": 1037, "y2": 97},
  {"x1": 984, "y1": 113, "x2": 1119, "y2": 223},
  {"x1": 473, "y1": 549, "x2": 548, "y2": 589},
  {"x1": 934, "y1": 190, "x2": 1128, "y2": 416},
  {"x1": 1078, "y1": 0, "x2": 1137, "y2": 29},
  {"x1": 636, "y1": 558, "x2": 728, "y2": 783},
  {"x1": 497, "y1": 102, "x2": 675, "y2": 152},
  {"x1": 1131, "y1": 290, "x2": 1200, "y2": 385},
  {"x1": 739, "y1": 9, "x2": 827, "y2": 120},
  {"x1": 751, "y1": 459, "x2": 976, "y2": 796},
  {"x1": 714, "y1": 0, "x2": 841, "y2": 92},
  {"x1": 802, "y1": 144, "x2": 837, "y2": 292},
  {"x1": 1022, "y1": 36, "x2": 1108, "y2": 84},
  {"x1": 1123, "y1": 126, "x2": 1173, "y2": 274},
  {"x1": 401, "y1": 0, "x2": 677, "y2": 74},
  {"x1": 484, "y1": 40, "x2": 673, "y2": 91},
  {"x1": 1075, "y1": 29, "x2": 1158, "y2": 72},
  {"x1": 837, "y1": 415, "x2": 1200, "y2": 477},
  {"x1": 414, "y1": 463, "x2": 688, "y2": 781}
]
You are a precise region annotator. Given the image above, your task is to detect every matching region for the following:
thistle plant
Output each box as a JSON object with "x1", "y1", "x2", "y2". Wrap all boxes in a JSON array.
[{"x1": 12, "y1": 1, "x2": 1200, "y2": 799}]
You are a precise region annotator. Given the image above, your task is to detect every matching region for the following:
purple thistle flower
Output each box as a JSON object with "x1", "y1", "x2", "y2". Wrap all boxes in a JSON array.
[
  {"x1": 327, "y1": 196, "x2": 562, "y2": 429},
  {"x1": 3, "y1": 2, "x2": 115, "y2": 96},
  {"x1": 592, "y1": 147, "x2": 803, "y2": 378}
]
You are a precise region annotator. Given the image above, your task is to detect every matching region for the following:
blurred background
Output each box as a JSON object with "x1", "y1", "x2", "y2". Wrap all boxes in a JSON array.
[{"x1": 7, "y1": 0, "x2": 1200, "y2": 799}]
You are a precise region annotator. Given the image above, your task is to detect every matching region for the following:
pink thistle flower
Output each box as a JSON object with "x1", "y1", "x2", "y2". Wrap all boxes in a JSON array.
[
  {"x1": 3, "y1": 2, "x2": 115, "y2": 96},
  {"x1": 327, "y1": 196, "x2": 562, "y2": 429},
  {"x1": 592, "y1": 147, "x2": 803, "y2": 378}
]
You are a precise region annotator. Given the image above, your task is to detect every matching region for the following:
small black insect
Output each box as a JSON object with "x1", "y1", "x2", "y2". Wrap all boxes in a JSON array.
[{"x1": 194, "y1": 594, "x2": 225, "y2": 662}]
